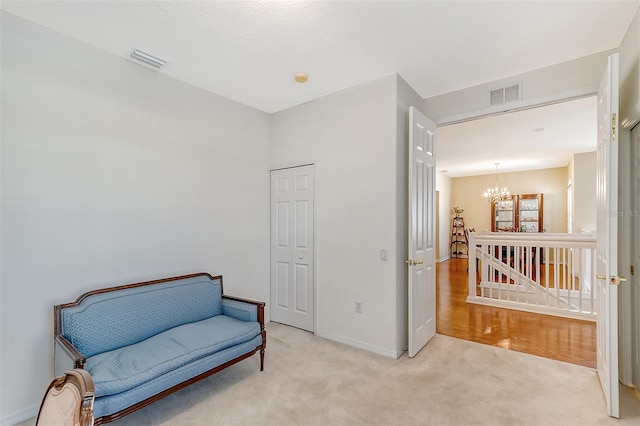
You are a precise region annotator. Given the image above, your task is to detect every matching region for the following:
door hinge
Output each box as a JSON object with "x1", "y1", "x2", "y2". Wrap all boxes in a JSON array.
[{"x1": 612, "y1": 113, "x2": 617, "y2": 142}]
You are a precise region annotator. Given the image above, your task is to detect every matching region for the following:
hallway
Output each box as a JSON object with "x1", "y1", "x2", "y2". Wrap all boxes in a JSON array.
[{"x1": 436, "y1": 258, "x2": 596, "y2": 368}]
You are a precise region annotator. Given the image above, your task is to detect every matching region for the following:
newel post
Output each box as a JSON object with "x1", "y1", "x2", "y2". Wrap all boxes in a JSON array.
[{"x1": 468, "y1": 231, "x2": 477, "y2": 299}]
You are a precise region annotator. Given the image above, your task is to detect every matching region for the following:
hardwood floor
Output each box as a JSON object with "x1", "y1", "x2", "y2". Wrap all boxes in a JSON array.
[{"x1": 436, "y1": 258, "x2": 596, "y2": 368}]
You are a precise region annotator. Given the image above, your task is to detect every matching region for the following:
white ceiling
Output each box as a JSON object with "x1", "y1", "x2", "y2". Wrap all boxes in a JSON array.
[
  {"x1": 437, "y1": 95, "x2": 597, "y2": 177},
  {"x1": 2, "y1": 0, "x2": 637, "y2": 176},
  {"x1": 2, "y1": 1, "x2": 637, "y2": 114}
]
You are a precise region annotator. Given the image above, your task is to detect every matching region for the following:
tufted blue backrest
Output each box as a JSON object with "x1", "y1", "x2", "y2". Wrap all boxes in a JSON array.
[{"x1": 60, "y1": 275, "x2": 222, "y2": 357}]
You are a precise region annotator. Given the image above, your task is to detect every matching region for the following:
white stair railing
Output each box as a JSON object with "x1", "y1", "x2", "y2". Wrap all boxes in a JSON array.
[{"x1": 467, "y1": 231, "x2": 596, "y2": 320}]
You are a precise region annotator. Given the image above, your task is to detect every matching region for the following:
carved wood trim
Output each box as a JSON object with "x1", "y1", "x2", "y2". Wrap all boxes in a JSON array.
[
  {"x1": 222, "y1": 294, "x2": 266, "y2": 307},
  {"x1": 37, "y1": 368, "x2": 95, "y2": 426}
]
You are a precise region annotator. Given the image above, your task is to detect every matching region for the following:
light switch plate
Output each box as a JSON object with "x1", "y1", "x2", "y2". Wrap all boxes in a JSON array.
[{"x1": 380, "y1": 249, "x2": 388, "y2": 261}]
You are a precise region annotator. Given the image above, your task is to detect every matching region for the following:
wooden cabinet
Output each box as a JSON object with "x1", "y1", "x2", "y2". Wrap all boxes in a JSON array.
[
  {"x1": 517, "y1": 193, "x2": 543, "y2": 233},
  {"x1": 491, "y1": 193, "x2": 543, "y2": 232},
  {"x1": 492, "y1": 197, "x2": 516, "y2": 231}
]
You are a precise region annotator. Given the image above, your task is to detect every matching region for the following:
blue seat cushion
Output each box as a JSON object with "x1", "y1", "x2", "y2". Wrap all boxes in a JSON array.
[{"x1": 85, "y1": 315, "x2": 261, "y2": 397}]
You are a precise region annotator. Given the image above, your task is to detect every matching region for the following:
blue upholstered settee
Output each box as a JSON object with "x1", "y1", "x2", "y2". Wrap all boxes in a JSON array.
[{"x1": 54, "y1": 273, "x2": 266, "y2": 424}]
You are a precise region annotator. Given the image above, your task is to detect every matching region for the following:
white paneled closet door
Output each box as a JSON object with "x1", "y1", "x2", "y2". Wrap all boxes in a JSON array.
[{"x1": 270, "y1": 165, "x2": 314, "y2": 332}]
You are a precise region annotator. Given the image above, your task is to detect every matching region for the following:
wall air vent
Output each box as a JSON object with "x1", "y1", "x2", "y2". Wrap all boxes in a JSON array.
[{"x1": 489, "y1": 84, "x2": 521, "y2": 106}]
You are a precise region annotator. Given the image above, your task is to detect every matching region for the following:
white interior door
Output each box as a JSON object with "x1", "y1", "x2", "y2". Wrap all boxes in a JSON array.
[
  {"x1": 596, "y1": 53, "x2": 620, "y2": 418},
  {"x1": 270, "y1": 165, "x2": 314, "y2": 332},
  {"x1": 408, "y1": 106, "x2": 437, "y2": 358},
  {"x1": 631, "y1": 122, "x2": 640, "y2": 389}
]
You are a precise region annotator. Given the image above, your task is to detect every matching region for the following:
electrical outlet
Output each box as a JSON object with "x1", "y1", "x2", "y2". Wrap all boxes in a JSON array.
[{"x1": 355, "y1": 301, "x2": 362, "y2": 313}]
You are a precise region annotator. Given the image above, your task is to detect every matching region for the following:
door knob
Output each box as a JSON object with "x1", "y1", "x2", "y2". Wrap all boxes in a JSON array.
[
  {"x1": 414, "y1": 260, "x2": 424, "y2": 265},
  {"x1": 596, "y1": 274, "x2": 627, "y2": 285},
  {"x1": 611, "y1": 276, "x2": 627, "y2": 285}
]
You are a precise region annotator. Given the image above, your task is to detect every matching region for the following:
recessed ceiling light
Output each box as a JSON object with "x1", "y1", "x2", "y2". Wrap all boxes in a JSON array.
[
  {"x1": 531, "y1": 127, "x2": 545, "y2": 133},
  {"x1": 294, "y1": 73, "x2": 308, "y2": 83},
  {"x1": 130, "y1": 49, "x2": 166, "y2": 68}
]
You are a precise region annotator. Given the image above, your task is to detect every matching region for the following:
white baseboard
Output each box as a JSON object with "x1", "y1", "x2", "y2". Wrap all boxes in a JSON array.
[
  {"x1": 1, "y1": 405, "x2": 38, "y2": 426},
  {"x1": 315, "y1": 331, "x2": 398, "y2": 359},
  {"x1": 437, "y1": 256, "x2": 451, "y2": 263}
]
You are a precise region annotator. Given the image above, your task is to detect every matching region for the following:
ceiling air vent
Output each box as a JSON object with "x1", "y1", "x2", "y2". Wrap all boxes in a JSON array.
[
  {"x1": 490, "y1": 84, "x2": 521, "y2": 106},
  {"x1": 130, "y1": 49, "x2": 166, "y2": 68}
]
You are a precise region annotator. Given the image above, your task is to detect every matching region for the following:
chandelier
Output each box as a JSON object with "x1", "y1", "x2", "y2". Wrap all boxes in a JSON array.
[{"x1": 483, "y1": 163, "x2": 510, "y2": 203}]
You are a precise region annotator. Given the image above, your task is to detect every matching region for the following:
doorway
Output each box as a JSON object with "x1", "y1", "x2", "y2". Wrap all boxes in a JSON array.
[{"x1": 434, "y1": 97, "x2": 600, "y2": 361}]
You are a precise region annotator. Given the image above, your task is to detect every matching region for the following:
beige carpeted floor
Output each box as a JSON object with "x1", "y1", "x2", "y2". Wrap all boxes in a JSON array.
[{"x1": 25, "y1": 322, "x2": 640, "y2": 425}]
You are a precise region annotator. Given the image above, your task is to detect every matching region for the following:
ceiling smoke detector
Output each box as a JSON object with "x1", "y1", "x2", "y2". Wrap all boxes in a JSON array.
[
  {"x1": 294, "y1": 73, "x2": 308, "y2": 83},
  {"x1": 130, "y1": 49, "x2": 166, "y2": 68}
]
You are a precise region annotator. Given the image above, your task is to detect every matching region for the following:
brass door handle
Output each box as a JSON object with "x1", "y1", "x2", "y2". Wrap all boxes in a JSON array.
[
  {"x1": 405, "y1": 260, "x2": 414, "y2": 266},
  {"x1": 414, "y1": 260, "x2": 424, "y2": 265},
  {"x1": 596, "y1": 275, "x2": 627, "y2": 285}
]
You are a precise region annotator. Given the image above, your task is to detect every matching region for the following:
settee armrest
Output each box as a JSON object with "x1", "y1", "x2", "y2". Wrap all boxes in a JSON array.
[
  {"x1": 221, "y1": 296, "x2": 265, "y2": 324},
  {"x1": 54, "y1": 335, "x2": 86, "y2": 376},
  {"x1": 222, "y1": 295, "x2": 266, "y2": 371}
]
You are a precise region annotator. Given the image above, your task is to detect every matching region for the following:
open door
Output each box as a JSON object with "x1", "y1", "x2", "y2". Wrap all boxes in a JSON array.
[
  {"x1": 596, "y1": 53, "x2": 621, "y2": 418},
  {"x1": 632, "y1": 122, "x2": 640, "y2": 392},
  {"x1": 408, "y1": 106, "x2": 437, "y2": 357}
]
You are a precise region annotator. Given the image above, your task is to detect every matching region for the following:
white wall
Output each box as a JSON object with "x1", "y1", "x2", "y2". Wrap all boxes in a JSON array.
[
  {"x1": 619, "y1": 7, "x2": 640, "y2": 126},
  {"x1": 424, "y1": 50, "x2": 615, "y2": 123},
  {"x1": 572, "y1": 151, "x2": 597, "y2": 233},
  {"x1": 270, "y1": 75, "x2": 401, "y2": 357},
  {"x1": 0, "y1": 13, "x2": 270, "y2": 423},
  {"x1": 451, "y1": 167, "x2": 568, "y2": 234}
]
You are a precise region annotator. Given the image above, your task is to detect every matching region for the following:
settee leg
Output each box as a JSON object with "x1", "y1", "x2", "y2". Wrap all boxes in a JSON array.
[{"x1": 260, "y1": 348, "x2": 265, "y2": 371}]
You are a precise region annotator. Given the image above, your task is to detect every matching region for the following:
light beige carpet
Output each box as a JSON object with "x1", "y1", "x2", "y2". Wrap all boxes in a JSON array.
[{"x1": 24, "y1": 322, "x2": 640, "y2": 425}]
